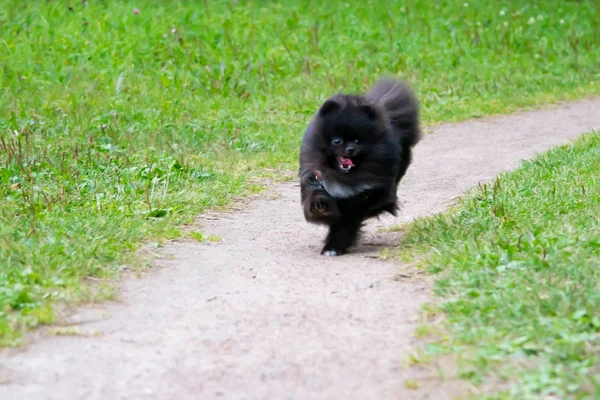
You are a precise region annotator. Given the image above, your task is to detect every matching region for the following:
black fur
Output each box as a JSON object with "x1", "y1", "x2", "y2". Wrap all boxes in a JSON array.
[{"x1": 299, "y1": 77, "x2": 421, "y2": 256}]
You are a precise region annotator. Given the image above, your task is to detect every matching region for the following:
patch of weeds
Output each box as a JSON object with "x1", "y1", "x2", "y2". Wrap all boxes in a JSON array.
[
  {"x1": 415, "y1": 324, "x2": 433, "y2": 338},
  {"x1": 404, "y1": 379, "x2": 420, "y2": 390},
  {"x1": 189, "y1": 232, "x2": 206, "y2": 242},
  {"x1": 408, "y1": 349, "x2": 433, "y2": 366},
  {"x1": 379, "y1": 225, "x2": 407, "y2": 233},
  {"x1": 46, "y1": 326, "x2": 103, "y2": 337},
  {"x1": 378, "y1": 248, "x2": 393, "y2": 260},
  {"x1": 189, "y1": 232, "x2": 221, "y2": 243}
]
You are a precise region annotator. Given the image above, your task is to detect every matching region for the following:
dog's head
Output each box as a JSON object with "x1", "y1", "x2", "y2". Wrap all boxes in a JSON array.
[{"x1": 316, "y1": 95, "x2": 385, "y2": 174}]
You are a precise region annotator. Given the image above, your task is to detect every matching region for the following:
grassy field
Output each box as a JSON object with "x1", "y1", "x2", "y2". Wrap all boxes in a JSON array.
[
  {"x1": 399, "y1": 133, "x2": 600, "y2": 398},
  {"x1": 1, "y1": 0, "x2": 599, "y2": 345}
]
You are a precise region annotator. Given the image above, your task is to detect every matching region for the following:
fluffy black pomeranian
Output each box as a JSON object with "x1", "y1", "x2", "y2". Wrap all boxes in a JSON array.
[{"x1": 299, "y1": 77, "x2": 420, "y2": 256}]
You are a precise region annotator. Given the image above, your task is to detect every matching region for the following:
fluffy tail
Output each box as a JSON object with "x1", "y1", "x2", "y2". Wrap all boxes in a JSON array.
[{"x1": 366, "y1": 77, "x2": 421, "y2": 149}]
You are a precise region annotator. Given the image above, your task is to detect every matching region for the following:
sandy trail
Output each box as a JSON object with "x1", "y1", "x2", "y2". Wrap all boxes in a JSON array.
[{"x1": 2, "y1": 98, "x2": 600, "y2": 400}]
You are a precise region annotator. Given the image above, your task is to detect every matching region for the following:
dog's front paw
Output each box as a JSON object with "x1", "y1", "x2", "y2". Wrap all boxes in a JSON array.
[
  {"x1": 310, "y1": 199, "x2": 328, "y2": 214},
  {"x1": 321, "y1": 248, "x2": 345, "y2": 256}
]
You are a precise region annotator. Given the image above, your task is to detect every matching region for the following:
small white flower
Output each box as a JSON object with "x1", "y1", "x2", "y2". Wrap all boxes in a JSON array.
[
  {"x1": 528, "y1": 17, "x2": 535, "y2": 25},
  {"x1": 534, "y1": 54, "x2": 540, "y2": 59},
  {"x1": 537, "y1": 15, "x2": 544, "y2": 21},
  {"x1": 503, "y1": 21, "x2": 508, "y2": 27},
  {"x1": 499, "y1": 10, "x2": 506, "y2": 16},
  {"x1": 463, "y1": 2, "x2": 468, "y2": 7},
  {"x1": 476, "y1": 21, "x2": 481, "y2": 26},
  {"x1": 560, "y1": 19, "x2": 565, "y2": 25}
]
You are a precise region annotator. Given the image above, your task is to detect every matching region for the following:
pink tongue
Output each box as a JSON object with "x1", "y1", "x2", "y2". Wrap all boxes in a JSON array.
[{"x1": 339, "y1": 157, "x2": 355, "y2": 167}]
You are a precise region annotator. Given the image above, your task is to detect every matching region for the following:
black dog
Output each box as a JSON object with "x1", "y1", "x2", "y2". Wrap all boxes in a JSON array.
[{"x1": 299, "y1": 77, "x2": 420, "y2": 256}]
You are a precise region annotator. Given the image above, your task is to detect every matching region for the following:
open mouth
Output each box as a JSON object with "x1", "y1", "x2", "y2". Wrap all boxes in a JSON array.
[{"x1": 337, "y1": 156, "x2": 355, "y2": 172}]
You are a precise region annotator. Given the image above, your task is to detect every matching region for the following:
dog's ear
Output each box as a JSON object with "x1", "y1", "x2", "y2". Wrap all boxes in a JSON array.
[
  {"x1": 319, "y1": 99, "x2": 341, "y2": 117},
  {"x1": 359, "y1": 104, "x2": 376, "y2": 120}
]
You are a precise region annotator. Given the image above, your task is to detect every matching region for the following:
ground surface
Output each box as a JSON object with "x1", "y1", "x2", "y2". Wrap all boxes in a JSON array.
[{"x1": 1, "y1": 97, "x2": 600, "y2": 400}]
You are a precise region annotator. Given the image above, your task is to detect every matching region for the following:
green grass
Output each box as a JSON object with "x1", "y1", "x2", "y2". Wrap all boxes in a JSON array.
[
  {"x1": 398, "y1": 133, "x2": 600, "y2": 398},
  {"x1": 1, "y1": 0, "x2": 599, "y2": 346}
]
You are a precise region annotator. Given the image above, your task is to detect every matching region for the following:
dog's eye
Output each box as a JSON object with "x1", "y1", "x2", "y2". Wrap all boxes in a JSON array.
[
  {"x1": 331, "y1": 137, "x2": 342, "y2": 145},
  {"x1": 354, "y1": 139, "x2": 359, "y2": 144}
]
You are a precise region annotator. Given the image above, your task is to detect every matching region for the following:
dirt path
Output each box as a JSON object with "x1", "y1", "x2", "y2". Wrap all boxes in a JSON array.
[{"x1": 2, "y1": 98, "x2": 600, "y2": 400}]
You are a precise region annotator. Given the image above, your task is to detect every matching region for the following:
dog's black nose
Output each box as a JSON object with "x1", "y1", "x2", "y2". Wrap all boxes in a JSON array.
[{"x1": 346, "y1": 146, "x2": 355, "y2": 155}]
